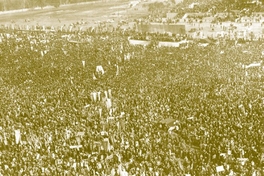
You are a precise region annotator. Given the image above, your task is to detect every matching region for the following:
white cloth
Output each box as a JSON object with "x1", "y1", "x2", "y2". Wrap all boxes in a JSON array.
[
  {"x1": 99, "y1": 108, "x2": 102, "y2": 117},
  {"x1": 106, "y1": 98, "x2": 112, "y2": 110},
  {"x1": 92, "y1": 92, "x2": 97, "y2": 102},
  {"x1": 97, "y1": 92, "x2": 101, "y2": 101},
  {"x1": 15, "y1": 129, "x2": 21, "y2": 144},
  {"x1": 108, "y1": 89, "x2": 112, "y2": 98}
]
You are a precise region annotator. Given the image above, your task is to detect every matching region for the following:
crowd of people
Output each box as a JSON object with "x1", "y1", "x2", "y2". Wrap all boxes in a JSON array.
[
  {"x1": 0, "y1": 24, "x2": 263, "y2": 176},
  {"x1": 129, "y1": 32, "x2": 187, "y2": 42}
]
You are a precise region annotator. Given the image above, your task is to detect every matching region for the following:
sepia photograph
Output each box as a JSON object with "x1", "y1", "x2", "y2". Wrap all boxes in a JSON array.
[{"x1": 0, "y1": 0, "x2": 264, "y2": 175}]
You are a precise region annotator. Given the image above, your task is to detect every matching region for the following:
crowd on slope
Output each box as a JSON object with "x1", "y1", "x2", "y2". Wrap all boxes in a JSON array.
[{"x1": 0, "y1": 26, "x2": 263, "y2": 176}]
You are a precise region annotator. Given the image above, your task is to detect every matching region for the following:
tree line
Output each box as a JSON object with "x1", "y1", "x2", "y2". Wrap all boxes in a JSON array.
[{"x1": 0, "y1": 0, "x2": 97, "y2": 11}]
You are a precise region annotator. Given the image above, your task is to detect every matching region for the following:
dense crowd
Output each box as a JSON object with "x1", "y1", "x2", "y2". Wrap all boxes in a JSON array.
[
  {"x1": 0, "y1": 25, "x2": 264, "y2": 176},
  {"x1": 129, "y1": 32, "x2": 187, "y2": 42}
]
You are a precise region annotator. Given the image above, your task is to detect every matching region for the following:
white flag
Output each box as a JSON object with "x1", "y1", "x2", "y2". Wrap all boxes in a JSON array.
[
  {"x1": 15, "y1": 129, "x2": 21, "y2": 144},
  {"x1": 82, "y1": 61, "x2": 85, "y2": 68}
]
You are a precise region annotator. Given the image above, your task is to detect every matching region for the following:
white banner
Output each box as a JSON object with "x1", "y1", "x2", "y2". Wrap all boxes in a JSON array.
[
  {"x1": 245, "y1": 62, "x2": 261, "y2": 69},
  {"x1": 158, "y1": 41, "x2": 180, "y2": 47},
  {"x1": 15, "y1": 129, "x2": 21, "y2": 144},
  {"x1": 128, "y1": 39, "x2": 150, "y2": 46},
  {"x1": 97, "y1": 92, "x2": 101, "y2": 101},
  {"x1": 91, "y1": 92, "x2": 97, "y2": 102},
  {"x1": 69, "y1": 145, "x2": 82, "y2": 149},
  {"x1": 198, "y1": 43, "x2": 209, "y2": 47},
  {"x1": 76, "y1": 132, "x2": 85, "y2": 136},
  {"x1": 106, "y1": 98, "x2": 112, "y2": 110},
  {"x1": 237, "y1": 158, "x2": 248, "y2": 165},
  {"x1": 216, "y1": 165, "x2": 224, "y2": 172}
]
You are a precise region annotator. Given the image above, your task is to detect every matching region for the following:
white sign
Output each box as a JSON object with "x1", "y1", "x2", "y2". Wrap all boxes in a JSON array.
[
  {"x1": 128, "y1": 39, "x2": 150, "y2": 46},
  {"x1": 216, "y1": 165, "x2": 224, "y2": 172},
  {"x1": 69, "y1": 145, "x2": 82, "y2": 149}
]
